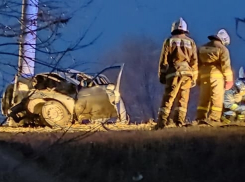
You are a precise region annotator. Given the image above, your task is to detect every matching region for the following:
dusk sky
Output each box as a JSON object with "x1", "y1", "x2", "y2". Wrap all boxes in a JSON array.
[
  {"x1": 64, "y1": 0, "x2": 245, "y2": 73},
  {"x1": 0, "y1": 0, "x2": 244, "y2": 120},
  {"x1": 1, "y1": 0, "x2": 245, "y2": 85}
]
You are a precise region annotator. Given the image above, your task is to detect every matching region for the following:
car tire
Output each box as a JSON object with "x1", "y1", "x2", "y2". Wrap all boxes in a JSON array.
[{"x1": 41, "y1": 100, "x2": 71, "y2": 128}]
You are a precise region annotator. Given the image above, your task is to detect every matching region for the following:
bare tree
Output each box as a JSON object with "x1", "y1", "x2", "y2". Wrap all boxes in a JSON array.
[
  {"x1": 235, "y1": 17, "x2": 245, "y2": 41},
  {"x1": 102, "y1": 35, "x2": 202, "y2": 122},
  {"x1": 102, "y1": 35, "x2": 163, "y2": 122},
  {"x1": 0, "y1": 0, "x2": 100, "y2": 85},
  {"x1": 0, "y1": 0, "x2": 101, "y2": 120}
]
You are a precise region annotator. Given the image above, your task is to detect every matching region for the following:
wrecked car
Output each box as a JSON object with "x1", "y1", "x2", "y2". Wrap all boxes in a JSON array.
[{"x1": 1, "y1": 64, "x2": 128, "y2": 128}]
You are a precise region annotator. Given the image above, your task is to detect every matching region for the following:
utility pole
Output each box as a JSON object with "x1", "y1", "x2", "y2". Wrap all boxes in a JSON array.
[{"x1": 12, "y1": 0, "x2": 39, "y2": 104}]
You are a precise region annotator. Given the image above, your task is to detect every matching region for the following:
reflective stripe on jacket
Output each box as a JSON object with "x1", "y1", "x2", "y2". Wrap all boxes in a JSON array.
[
  {"x1": 158, "y1": 34, "x2": 198, "y2": 81},
  {"x1": 198, "y1": 40, "x2": 233, "y2": 81}
]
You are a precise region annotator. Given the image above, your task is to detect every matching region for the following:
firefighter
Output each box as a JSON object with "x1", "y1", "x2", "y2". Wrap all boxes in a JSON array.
[
  {"x1": 196, "y1": 29, "x2": 233, "y2": 126},
  {"x1": 221, "y1": 78, "x2": 245, "y2": 124},
  {"x1": 156, "y1": 17, "x2": 198, "y2": 129}
]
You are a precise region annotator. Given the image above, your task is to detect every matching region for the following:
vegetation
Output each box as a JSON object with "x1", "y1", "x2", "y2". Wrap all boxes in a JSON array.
[{"x1": 1, "y1": 127, "x2": 245, "y2": 182}]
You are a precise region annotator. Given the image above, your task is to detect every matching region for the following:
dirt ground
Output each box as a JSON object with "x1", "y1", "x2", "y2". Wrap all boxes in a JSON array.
[{"x1": 1, "y1": 125, "x2": 245, "y2": 182}]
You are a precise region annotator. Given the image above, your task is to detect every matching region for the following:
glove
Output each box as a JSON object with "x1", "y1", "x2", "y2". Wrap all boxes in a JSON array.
[
  {"x1": 191, "y1": 80, "x2": 196, "y2": 88},
  {"x1": 159, "y1": 73, "x2": 166, "y2": 84},
  {"x1": 158, "y1": 68, "x2": 167, "y2": 84},
  {"x1": 234, "y1": 94, "x2": 242, "y2": 103},
  {"x1": 237, "y1": 105, "x2": 245, "y2": 114},
  {"x1": 225, "y1": 81, "x2": 233, "y2": 90}
]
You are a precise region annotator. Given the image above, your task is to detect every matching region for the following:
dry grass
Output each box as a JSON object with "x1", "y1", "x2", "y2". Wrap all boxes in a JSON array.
[
  {"x1": 1, "y1": 127, "x2": 245, "y2": 182},
  {"x1": 0, "y1": 122, "x2": 157, "y2": 133}
]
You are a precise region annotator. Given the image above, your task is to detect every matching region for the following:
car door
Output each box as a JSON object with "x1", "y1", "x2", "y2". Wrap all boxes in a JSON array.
[{"x1": 74, "y1": 63, "x2": 128, "y2": 123}]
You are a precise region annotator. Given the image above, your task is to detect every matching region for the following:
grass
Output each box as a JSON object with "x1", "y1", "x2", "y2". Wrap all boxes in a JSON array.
[{"x1": 0, "y1": 127, "x2": 245, "y2": 182}]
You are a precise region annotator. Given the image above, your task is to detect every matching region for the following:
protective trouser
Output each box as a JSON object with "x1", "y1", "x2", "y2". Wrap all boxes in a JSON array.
[
  {"x1": 196, "y1": 77, "x2": 224, "y2": 122},
  {"x1": 222, "y1": 110, "x2": 245, "y2": 123},
  {"x1": 237, "y1": 114, "x2": 245, "y2": 122},
  {"x1": 157, "y1": 76, "x2": 192, "y2": 128},
  {"x1": 221, "y1": 110, "x2": 236, "y2": 124}
]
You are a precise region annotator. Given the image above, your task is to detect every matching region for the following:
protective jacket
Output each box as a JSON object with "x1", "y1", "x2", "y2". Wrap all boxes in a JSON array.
[
  {"x1": 158, "y1": 34, "x2": 198, "y2": 83},
  {"x1": 157, "y1": 34, "x2": 198, "y2": 128},
  {"x1": 198, "y1": 40, "x2": 233, "y2": 82},
  {"x1": 224, "y1": 88, "x2": 245, "y2": 112},
  {"x1": 222, "y1": 86, "x2": 245, "y2": 122},
  {"x1": 196, "y1": 40, "x2": 233, "y2": 122}
]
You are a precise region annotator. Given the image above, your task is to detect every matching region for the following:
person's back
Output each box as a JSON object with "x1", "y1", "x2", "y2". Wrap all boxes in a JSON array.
[
  {"x1": 156, "y1": 17, "x2": 198, "y2": 129},
  {"x1": 196, "y1": 29, "x2": 233, "y2": 125},
  {"x1": 198, "y1": 40, "x2": 232, "y2": 82},
  {"x1": 161, "y1": 34, "x2": 197, "y2": 76}
]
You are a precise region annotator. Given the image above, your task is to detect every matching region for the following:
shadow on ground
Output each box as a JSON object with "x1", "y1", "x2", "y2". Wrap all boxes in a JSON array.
[{"x1": 0, "y1": 127, "x2": 245, "y2": 182}]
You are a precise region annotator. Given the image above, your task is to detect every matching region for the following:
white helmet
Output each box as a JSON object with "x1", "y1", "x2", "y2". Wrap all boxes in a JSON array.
[
  {"x1": 217, "y1": 29, "x2": 230, "y2": 46},
  {"x1": 171, "y1": 17, "x2": 189, "y2": 34},
  {"x1": 235, "y1": 79, "x2": 245, "y2": 93},
  {"x1": 239, "y1": 67, "x2": 245, "y2": 79},
  {"x1": 208, "y1": 29, "x2": 230, "y2": 46}
]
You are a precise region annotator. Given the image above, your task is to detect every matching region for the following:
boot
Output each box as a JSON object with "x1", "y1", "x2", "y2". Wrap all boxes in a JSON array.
[
  {"x1": 195, "y1": 119, "x2": 210, "y2": 126},
  {"x1": 221, "y1": 114, "x2": 235, "y2": 125},
  {"x1": 173, "y1": 110, "x2": 186, "y2": 127},
  {"x1": 155, "y1": 113, "x2": 168, "y2": 130},
  {"x1": 2, "y1": 117, "x2": 19, "y2": 127},
  {"x1": 206, "y1": 119, "x2": 222, "y2": 127},
  {"x1": 165, "y1": 119, "x2": 177, "y2": 128},
  {"x1": 190, "y1": 120, "x2": 198, "y2": 126},
  {"x1": 237, "y1": 115, "x2": 245, "y2": 122},
  {"x1": 154, "y1": 117, "x2": 165, "y2": 130}
]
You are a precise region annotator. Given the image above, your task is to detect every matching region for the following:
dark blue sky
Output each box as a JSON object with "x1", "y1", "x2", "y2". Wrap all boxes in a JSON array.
[
  {"x1": 56, "y1": 0, "x2": 245, "y2": 73},
  {"x1": 1, "y1": 0, "x2": 245, "y2": 81},
  {"x1": 0, "y1": 0, "x2": 244, "y2": 119}
]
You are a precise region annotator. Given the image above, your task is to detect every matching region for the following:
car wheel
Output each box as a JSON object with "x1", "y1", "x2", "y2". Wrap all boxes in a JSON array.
[{"x1": 41, "y1": 100, "x2": 71, "y2": 128}]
